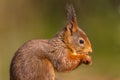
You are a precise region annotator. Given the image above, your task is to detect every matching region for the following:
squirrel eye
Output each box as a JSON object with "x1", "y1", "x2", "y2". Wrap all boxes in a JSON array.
[{"x1": 79, "y1": 39, "x2": 84, "y2": 44}]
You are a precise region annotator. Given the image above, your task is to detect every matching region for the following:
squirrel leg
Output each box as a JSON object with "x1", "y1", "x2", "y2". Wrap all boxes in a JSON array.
[{"x1": 10, "y1": 57, "x2": 55, "y2": 80}]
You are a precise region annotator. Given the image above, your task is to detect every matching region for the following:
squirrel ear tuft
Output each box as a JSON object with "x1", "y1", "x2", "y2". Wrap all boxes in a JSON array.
[{"x1": 66, "y1": 4, "x2": 78, "y2": 32}]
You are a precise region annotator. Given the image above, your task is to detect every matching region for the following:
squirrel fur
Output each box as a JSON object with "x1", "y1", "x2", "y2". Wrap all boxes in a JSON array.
[{"x1": 10, "y1": 5, "x2": 92, "y2": 80}]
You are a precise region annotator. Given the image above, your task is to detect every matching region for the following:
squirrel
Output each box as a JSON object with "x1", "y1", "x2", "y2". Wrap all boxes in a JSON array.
[{"x1": 10, "y1": 5, "x2": 92, "y2": 80}]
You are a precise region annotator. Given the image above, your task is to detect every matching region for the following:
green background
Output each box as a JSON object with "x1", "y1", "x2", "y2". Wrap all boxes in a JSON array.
[{"x1": 0, "y1": 0, "x2": 120, "y2": 80}]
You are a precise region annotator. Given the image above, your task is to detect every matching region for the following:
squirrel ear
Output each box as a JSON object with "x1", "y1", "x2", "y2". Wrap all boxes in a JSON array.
[
  {"x1": 66, "y1": 4, "x2": 78, "y2": 32},
  {"x1": 64, "y1": 5, "x2": 78, "y2": 40}
]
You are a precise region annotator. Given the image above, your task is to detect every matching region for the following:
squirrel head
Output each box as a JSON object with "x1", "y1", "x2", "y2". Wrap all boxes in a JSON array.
[{"x1": 63, "y1": 5, "x2": 92, "y2": 64}]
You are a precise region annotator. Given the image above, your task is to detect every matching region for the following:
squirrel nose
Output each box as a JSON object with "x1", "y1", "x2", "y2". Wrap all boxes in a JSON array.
[{"x1": 84, "y1": 47, "x2": 92, "y2": 54}]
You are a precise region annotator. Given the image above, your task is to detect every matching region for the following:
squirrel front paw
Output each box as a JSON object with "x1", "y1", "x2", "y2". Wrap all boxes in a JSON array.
[{"x1": 82, "y1": 54, "x2": 92, "y2": 65}]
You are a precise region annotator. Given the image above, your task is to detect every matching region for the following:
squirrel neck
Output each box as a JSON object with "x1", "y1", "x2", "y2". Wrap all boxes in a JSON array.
[{"x1": 48, "y1": 29, "x2": 67, "y2": 50}]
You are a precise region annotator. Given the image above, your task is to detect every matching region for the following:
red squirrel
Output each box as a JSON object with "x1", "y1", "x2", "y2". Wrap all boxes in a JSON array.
[{"x1": 10, "y1": 5, "x2": 92, "y2": 80}]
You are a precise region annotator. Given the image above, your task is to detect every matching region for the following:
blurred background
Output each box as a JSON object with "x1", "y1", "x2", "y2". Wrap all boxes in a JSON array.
[{"x1": 0, "y1": 0, "x2": 120, "y2": 80}]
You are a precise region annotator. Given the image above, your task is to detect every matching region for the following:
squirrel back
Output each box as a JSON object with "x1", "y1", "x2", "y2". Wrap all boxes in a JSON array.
[{"x1": 10, "y1": 5, "x2": 92, "y2": 80}]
